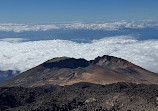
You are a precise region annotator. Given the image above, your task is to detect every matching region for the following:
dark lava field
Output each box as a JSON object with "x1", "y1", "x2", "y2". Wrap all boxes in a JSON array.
[{"x1": 0, "y1": 82, "x2": 158, "y2": 111}]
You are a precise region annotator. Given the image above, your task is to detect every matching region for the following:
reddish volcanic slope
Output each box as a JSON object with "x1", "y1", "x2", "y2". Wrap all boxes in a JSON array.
[{"x1": 1, "y1": 55, "x2": 158, "y2": 87}]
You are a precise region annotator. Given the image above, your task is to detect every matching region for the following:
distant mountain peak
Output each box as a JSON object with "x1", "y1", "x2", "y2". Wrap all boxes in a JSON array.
[
  {"x1": 43, "y1": 55, "x2": 130, "y2": 69},
  {"x1": 1, "y1": 55, "x2": 158, "y2": 87}
]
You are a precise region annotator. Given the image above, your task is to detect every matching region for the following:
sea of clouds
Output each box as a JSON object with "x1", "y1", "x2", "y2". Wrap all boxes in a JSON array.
[
  {"x1": 0, "y1": 20, "x2": 158, "y2": 32},
  {"x1": 0, "y1": 36, "x2": 158, "y2": 73}
]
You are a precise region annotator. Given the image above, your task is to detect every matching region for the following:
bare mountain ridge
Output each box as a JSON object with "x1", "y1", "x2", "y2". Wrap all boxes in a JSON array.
[{"x1": 1, "y1": 55, "x2": 158, "y2": 87}]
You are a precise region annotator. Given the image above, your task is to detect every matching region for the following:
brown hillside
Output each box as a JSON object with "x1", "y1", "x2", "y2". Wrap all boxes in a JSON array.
[{"x1": 1, "y1": 55, "x2": 158, "y2": 87}]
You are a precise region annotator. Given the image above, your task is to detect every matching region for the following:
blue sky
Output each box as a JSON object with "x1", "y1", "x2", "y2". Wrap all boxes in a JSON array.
[{"x1": 0, "y1": 0, "x2": 158, "y2": 23}]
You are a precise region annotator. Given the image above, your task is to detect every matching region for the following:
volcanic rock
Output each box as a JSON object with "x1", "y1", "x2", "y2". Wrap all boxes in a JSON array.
[
  {"x1": 0, "y1": 82, "x2": 158, "y2": 111},
  {"x1": 1, "y1": 55, "x2": 158, "y2": 87}
]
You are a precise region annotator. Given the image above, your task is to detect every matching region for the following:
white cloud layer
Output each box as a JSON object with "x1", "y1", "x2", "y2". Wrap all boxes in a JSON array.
[
  {"x1": 0, "y1": 23, "x2": 60, "y2": 32},
  {"x1": 0, "y1": 38, "x2": 27, "y2": 43},
  {"x1": 0, "y1": 20, "x2": 158, "y2": 32},
  {"x1": 0, "y1": 36, "x2": 158, "y2": 73}
]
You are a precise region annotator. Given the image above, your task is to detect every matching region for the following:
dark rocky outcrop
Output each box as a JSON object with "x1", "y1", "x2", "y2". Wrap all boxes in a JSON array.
[
  {"x1": 0, "y1": 82, "x2": 158, "y2": 111},
  {"x1": 43, "y1": 57, "x2": 89, "y2": 69}
]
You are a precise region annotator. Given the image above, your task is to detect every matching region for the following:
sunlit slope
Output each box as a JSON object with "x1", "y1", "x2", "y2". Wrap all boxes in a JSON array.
[{"x1": 1, "y1": 55, "x2": 158, "y2": 87}]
